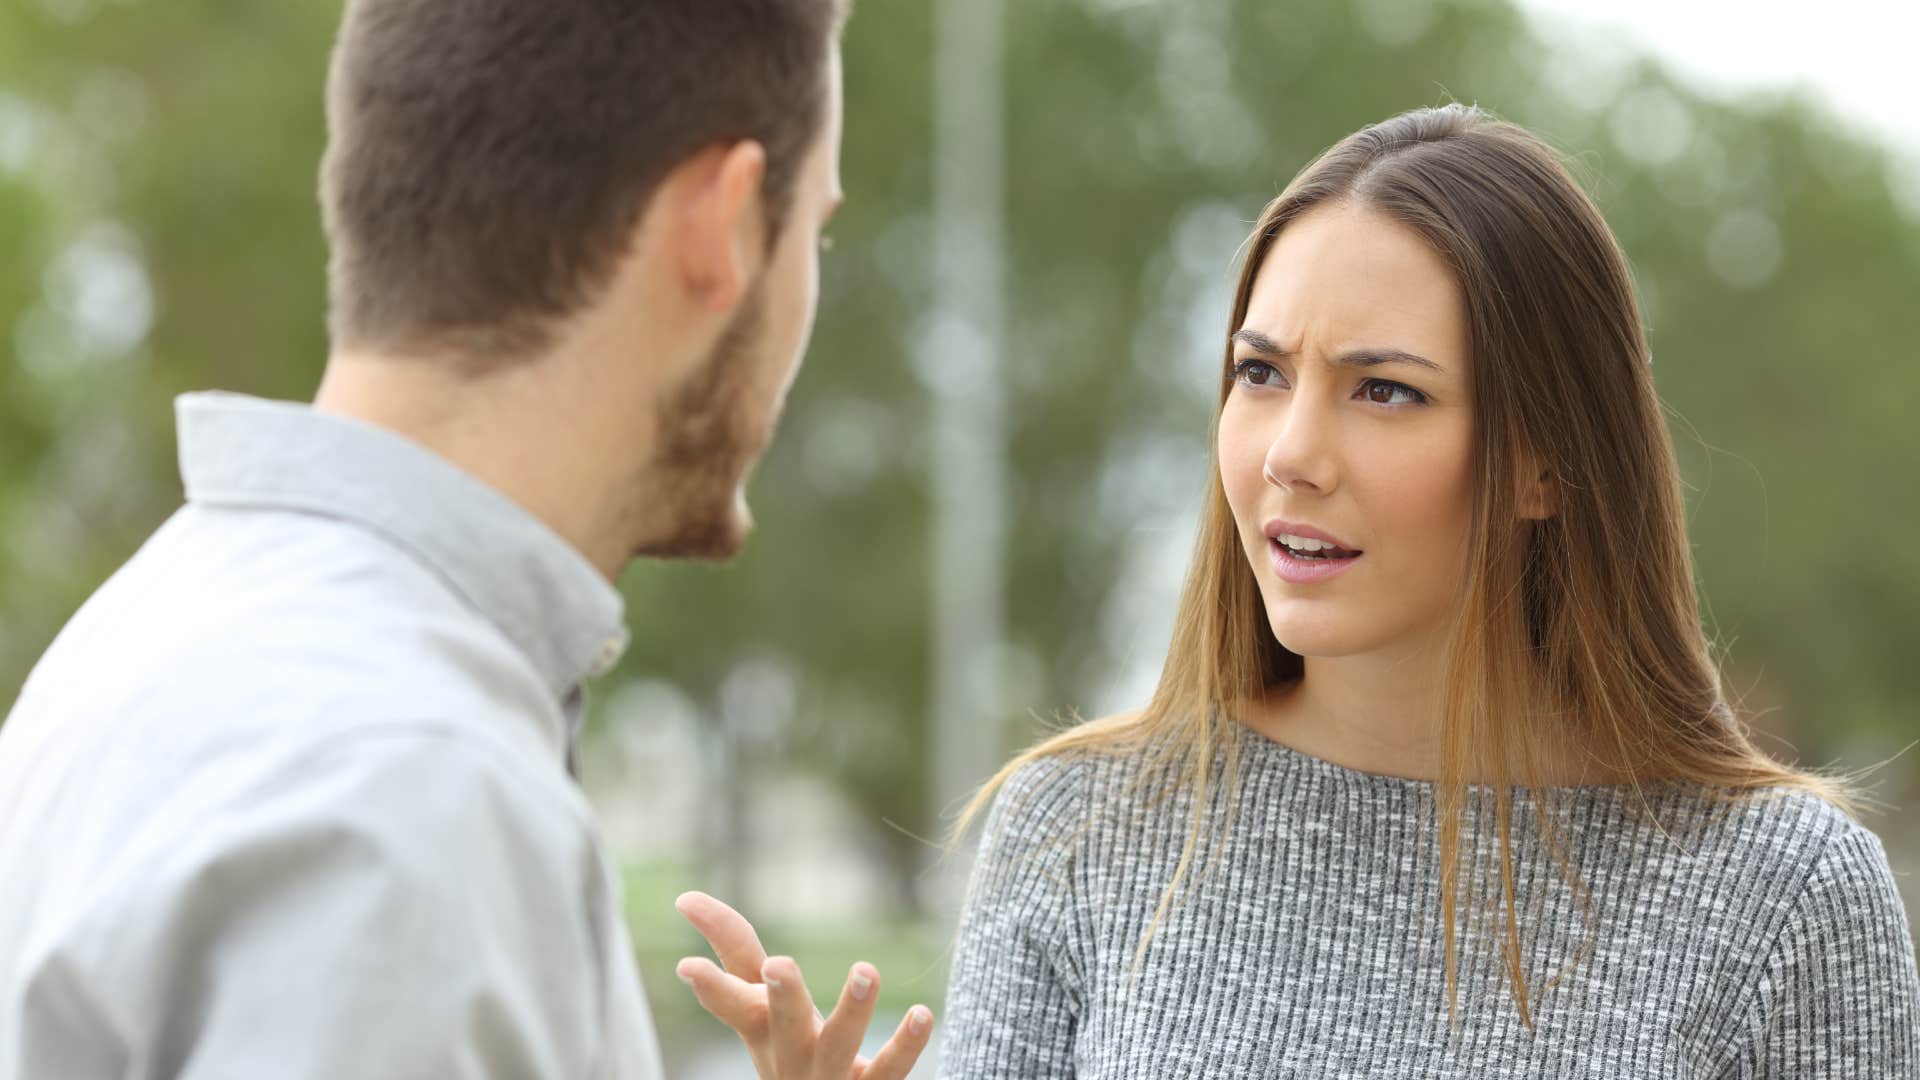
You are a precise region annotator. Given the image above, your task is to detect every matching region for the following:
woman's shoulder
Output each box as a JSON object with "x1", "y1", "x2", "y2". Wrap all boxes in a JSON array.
[
  {"x1": 1734, "y1": 788, "x2": 1904, "y2": 902},
  {"x1": 978, "y1": 711, "x2": 1167, "y2": 841},
  {"x1": 985, "y1": 753, "x2": 1094, "y2": 836},
  {"x1": 1655, "y1": 784, "x2": 1880, "y2": 862},
  {"x1": 1636, "y1": 784, "x2": 1904, "y2": 922},
  {"x1": 1679, "y1": 789, "x2": 1919, "y2": 1061}
]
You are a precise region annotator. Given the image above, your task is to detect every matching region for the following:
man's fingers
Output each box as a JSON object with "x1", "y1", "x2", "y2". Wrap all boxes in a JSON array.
[
  {"x1": 816, "y1": 962, "x2": 881, "y2": 1070},
  {"x1": 675, "y1": 891, "x2": 770, "y2": 981},
  {"x1": 762, "y1": 955, "x2": 820, "y2": 1067},
  {"x1": 856, "y1": 1005, "x2": 935, "y2": 1080},
  {"x1": 674, "y1": 956, "x2": 769, "y2": 1037}
]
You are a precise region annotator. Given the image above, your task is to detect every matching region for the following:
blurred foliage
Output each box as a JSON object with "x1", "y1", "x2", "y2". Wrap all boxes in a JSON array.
[{"x1": 4, "y1": 0, "x2": 1917, "y2": 918}]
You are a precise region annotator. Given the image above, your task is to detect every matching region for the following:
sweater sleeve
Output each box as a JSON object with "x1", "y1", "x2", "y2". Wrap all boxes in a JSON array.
[
  {"x1": 938, "y1": 755, "x2": 1091, "y2": 1079},
  {"x1": 1730, "y1": 819, "x2": 1920, "y2": 1078}
]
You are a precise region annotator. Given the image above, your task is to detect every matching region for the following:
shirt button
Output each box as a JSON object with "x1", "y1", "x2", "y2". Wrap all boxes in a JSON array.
[{"x1": 590, "y1": 637, "x2": 624, "y2": 678}]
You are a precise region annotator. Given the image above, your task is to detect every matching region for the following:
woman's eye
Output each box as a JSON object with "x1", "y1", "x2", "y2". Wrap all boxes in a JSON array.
[
  {"x1": 1360, "y1": 379, "x2": 1426, "y2": 406},
  {"x1": 1232, "y1": 359, "x2": 1281, "y2": 387}
]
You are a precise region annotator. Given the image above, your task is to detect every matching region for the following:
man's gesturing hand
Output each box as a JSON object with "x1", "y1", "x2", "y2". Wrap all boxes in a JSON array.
[{"x1": 674, "y1": 891, "x2": 935, "y2": 1080}]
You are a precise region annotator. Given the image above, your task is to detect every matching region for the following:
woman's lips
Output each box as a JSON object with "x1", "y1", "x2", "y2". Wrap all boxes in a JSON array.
[
  {"x1": 1268, "y1": 538, "x2": 1363, "y2": 584},
  {"x1": 1263, "y1": 518, "x2": 1359, "y2": 551}
]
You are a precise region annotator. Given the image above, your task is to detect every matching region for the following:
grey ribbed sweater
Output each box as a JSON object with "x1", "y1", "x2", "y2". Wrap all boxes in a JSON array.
[{"x1": 939, "y1": 728, "x2": 1920, "y2": 1077}]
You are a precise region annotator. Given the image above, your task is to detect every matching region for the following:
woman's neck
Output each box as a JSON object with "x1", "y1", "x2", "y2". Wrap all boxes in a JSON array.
[
  {"x1": 1238, "y1": 651, "x2": 1624, "y2": 786},
  {"x1": 1242, "y1": 653, "x2": 1447, "y2": 782}
]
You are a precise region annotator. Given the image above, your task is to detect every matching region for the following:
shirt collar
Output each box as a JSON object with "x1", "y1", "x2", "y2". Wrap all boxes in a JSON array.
[{"x1": 175, "y1": 391, "x2": 631, "y2": 702}]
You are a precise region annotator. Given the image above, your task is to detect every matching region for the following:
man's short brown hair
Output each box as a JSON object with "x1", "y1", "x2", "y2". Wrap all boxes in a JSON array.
[{"x1": 320, "y1": 0, "x2": 847, "y2": 360}]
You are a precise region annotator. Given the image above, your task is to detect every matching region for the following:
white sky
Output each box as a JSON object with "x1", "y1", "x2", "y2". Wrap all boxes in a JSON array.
[{"x1": 1513, "y1": 0, "x2": 1920, "y2": 158}]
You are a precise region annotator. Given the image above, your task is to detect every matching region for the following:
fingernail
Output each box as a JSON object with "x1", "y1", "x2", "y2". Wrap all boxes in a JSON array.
[
  {"x1": 763, "y1": 956, "x2": 797, "y2": 990},
  {"x1": 849, "y1": 966, "x2": 873, "y2": 1001},
  {"x1": 678, "y1": 971, "x2": 695, "y2": 987},
  {"x1": 910, "y1": 1006, "x2": 931, "y2": 1031}
]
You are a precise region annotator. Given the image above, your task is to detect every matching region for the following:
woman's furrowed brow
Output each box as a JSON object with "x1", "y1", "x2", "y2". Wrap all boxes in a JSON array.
[
  {"x1": 1231, "y1": 328, "x2": 1444, "y2": 374},
  {"x1": 1230, "y1": 328, "x2": 1288, "y2": 356},
  {"x1": 1336, "y1": 347, "x2": 1446, "y2": 374}
]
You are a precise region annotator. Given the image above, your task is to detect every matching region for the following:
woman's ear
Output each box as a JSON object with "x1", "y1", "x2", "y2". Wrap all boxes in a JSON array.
[{"x1": 1518, "y1": 458, "x2": 1558, "y2": 520}]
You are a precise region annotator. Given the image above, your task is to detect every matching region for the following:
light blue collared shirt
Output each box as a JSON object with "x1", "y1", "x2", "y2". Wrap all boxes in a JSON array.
[{"x1": 0, "y1": 392, "x2": 663, "y2": 1078}]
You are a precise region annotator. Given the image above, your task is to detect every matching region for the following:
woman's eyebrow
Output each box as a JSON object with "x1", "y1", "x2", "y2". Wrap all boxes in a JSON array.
[{"x1": 1231, "y1": 328, "x2": 1446, "y2": 374}]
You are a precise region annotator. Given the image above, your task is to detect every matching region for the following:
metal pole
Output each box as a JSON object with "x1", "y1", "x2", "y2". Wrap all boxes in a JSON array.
[{"x1": 925, "y1": 0, "x2": 1007, "y2": 903}]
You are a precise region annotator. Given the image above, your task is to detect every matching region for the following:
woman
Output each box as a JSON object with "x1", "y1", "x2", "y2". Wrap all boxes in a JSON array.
[{"x1": 938, "y1": 105, "x2": 1920, "y2": 1076}]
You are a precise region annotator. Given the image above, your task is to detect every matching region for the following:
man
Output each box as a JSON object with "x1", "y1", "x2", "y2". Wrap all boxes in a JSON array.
[{"x1": 0, "y1": 1, "x2": 929, "y2": 1076}]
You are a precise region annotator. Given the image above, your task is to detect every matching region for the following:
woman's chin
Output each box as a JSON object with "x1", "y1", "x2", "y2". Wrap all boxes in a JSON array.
[{"x1": 1265, "y1": 609, "x2": 1373, "y2": 660}]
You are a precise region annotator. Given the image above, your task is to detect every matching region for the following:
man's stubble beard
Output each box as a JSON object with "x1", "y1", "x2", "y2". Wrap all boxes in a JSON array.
[{"x1": 629, "y1": 278, "x2": 781, "y2": 562}]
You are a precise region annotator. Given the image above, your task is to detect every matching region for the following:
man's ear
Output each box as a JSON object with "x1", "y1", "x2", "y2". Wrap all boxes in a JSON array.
[
  {"x1": 656, "y1": 140, "x2": 768, "y2": 314},
  {"x1": 1518, "y1": 456, "x2": 1558, "y2": 521}
]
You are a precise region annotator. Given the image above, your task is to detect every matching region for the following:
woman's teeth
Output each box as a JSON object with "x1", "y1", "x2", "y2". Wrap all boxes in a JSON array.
[{"x1": 1276, "y1": 533, "x2": 1355, "y2": 559}]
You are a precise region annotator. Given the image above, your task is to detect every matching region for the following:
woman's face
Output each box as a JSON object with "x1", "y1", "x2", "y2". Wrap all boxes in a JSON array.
[{"x1": 1218, "y1": 201, "x2": 1477, "y2": 665}]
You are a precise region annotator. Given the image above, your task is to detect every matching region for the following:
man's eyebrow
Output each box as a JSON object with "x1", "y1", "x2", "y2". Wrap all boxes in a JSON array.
[{"x1": 1231, "y1": 328, "x2": 1445, "y2": 374}]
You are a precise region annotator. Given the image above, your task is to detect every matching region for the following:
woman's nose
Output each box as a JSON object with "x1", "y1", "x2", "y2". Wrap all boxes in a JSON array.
[{"x1": 1261, "y1": 400, "x2": 1336, "y2": 494}]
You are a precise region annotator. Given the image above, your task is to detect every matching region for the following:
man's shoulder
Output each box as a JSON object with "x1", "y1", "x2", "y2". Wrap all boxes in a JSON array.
[
  {"x1": 28, "y1": 722, "x2": 598, "y2": 954},
  {"x1": 34, "y1": 501, "x2": 493, "y2": 662},
  {"x1": 12, "y1": 500, "x2": 555, "y2": 752},
  {"x1": 238, "y1": 722, "x2": 599, "y2": 867}
]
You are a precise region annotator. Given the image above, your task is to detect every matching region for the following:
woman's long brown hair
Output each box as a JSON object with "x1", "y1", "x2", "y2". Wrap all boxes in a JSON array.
[{"x1": 952, "y1": 104, "x2": 1862, "y2": 1029}]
